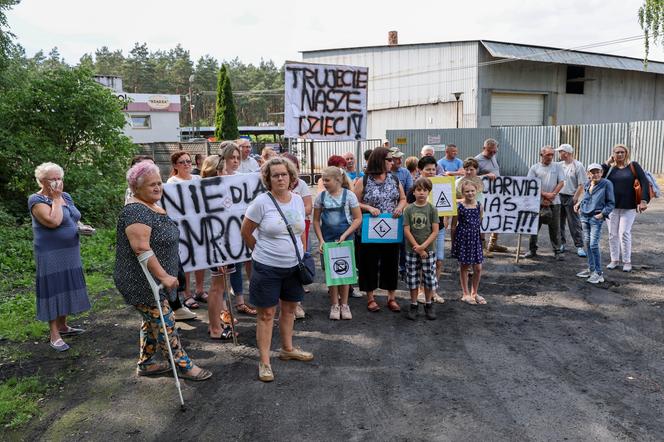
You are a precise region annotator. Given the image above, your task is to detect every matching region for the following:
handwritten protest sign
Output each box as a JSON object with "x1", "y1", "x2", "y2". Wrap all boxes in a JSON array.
[
  {"x1": 428, "y1": 176, "x2": 457, "y2": 216},
  {"x1": 361, "y1": 214, "x2": 403, "y2": 243},
  {"x1": 161, "y1": 173, "x2": 265, "y2": 272},
  {"x1": 480, "y1": 176, "x2": 541, "y2": 234},
  {"x1": 284, "y1": 62, "x2": 368, "y2": 141},
  {"x1": 322, "y1": 240, "x2": 357, "y2": 286}
]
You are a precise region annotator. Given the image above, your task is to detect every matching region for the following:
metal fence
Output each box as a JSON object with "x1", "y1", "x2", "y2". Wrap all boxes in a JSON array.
[
  {"x1": 137, "y1": 139, "x2": 384, "y2": 183},
  {"x1": 387, "y1": 120, "x2": 664, "y2": 175}
]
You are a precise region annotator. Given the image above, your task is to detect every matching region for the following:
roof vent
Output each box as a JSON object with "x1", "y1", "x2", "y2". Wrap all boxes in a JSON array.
[{"x1": 388, "y1": 31, "x2": 398, "y2": 46}]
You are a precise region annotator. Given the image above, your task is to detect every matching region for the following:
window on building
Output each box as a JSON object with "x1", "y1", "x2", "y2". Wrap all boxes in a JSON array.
[
  {"x1": 566, "y1": 66, "x2": 585, "y2": 94},
  {"x1": 131, "y1": 115, "x2": 151, "y2": 128}
]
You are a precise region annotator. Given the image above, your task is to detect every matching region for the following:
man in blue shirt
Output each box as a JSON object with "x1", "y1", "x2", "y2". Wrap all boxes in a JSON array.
[
  {"x1": 343, "y1": 151, "x2": 364, "y2": 181},
  {"x1": 437, "y1": 144, "x2": 465, "y2": 176},
  {"x1": 390, "y1": 148, "x2": 412, "y2": 195}
]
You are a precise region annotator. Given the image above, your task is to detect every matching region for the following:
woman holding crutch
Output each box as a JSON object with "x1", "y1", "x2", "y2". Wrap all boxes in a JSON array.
[{"x1": 114, "y1": 161, "x2": 212, "y2": 381}]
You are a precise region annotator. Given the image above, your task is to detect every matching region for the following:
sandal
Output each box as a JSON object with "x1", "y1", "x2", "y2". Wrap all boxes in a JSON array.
[
  {"x1": 193, "y1": 291, "x2": 209, "y2": 303},
  {"x1": 460, "y1": 296, "x2": 477, "y2": 305},
  {"x1": 236, "y1": 303, "x2": 257, "y2": 315},
  {"x1": 474, "y1": 295, "x2": 487, "y2": 305},
  {"x1": 209, "y1": 326, "x2": 237, "y2": 340},
  {"x1": 387, "y1": 299, "x2": 401, "y2": 312},
  {"x1": 183, "y1": 297, "x2": 200, "y2": 309},
  {"x1": 179, "y1": 366, "x2": 212, "y2": 381},
  {"x1": 136, "y1": 361, "x2": 171, "y2": 377},
  {"x1": 220, "y1": 310, "x2": 239, "y2": 325},
  {"x1": 367, "y1": 299, "x2": 380, "y2": 312},
  {"x1": 59, "y1": 326, "x2": 85, "y2": 336}
]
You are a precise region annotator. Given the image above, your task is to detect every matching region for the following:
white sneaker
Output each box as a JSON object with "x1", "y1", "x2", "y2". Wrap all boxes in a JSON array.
[
  {"x1": 432, "y1": 293, "x2": 445, "y2": 304},
  {"x1": 340, "y1": 304, "x2": 352, "y2": 320},
  {"x1": 606, "y1": 261, "x2": 620, "y2": 269},
  {"x1": 622, "y1": 263, "x2": 632, "y2": 272},
  {"x1": 295, "y1": 303, "x2": 306, "y2": 319},
  {"x1": 329, "y1": 304, "x2": 341, "y2": 320},
  {"x1": 173, "y1": 306, "x2": 197, "y2": 321},
  {"x1": 576, "y1": 269, "x2": 592, "y2": 278},
  {"x1": 587, "y1": 272, "x2": 605, "y2": 284}
]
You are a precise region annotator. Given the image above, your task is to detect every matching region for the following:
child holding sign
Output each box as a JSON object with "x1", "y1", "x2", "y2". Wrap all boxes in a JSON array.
[
  {"x1": 451, "y1": 180, "x2": 485, "y2": 305},
  {"x1": 403, "y1": 178, "x2": 440, "y2": 320},
  {"x1": 313, "y1": 167, "x2": 362, "y2": 320}
]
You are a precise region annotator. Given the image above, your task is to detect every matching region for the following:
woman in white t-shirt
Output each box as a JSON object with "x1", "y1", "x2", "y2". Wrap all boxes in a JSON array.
[
  {"x1": 166, "y1": 151, "x2": 207, "y2": 310},
  {"x1": 241, "y1": 157, "x2": 314, "y2": 382}
]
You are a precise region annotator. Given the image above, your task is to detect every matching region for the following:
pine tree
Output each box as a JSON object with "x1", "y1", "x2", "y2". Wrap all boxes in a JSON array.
[{"x1": 214, "y1": 64, "x2": 239, "y2": 140}]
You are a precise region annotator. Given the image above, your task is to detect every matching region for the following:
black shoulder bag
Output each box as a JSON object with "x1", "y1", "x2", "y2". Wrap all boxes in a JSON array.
[{"x1": 266, "y1": 192, "x2": 315, "y2": 285}]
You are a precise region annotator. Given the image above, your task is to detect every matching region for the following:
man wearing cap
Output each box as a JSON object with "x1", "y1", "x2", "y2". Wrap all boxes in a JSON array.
[
  {"x1": 556, "y1": 144, "x2": 588, "y2": 257},
  {"x1": 237, "y1": 138, "x2": 260, "y2": 173},
  {"x1": 475, "y1": 138, "x2": 508, "y2": 254},
  {"x1": 390, "y1": 148, "x2": 413, "y2": 196},
  {"x1": 524, "y1": 146, "x2": 566, "y2": 260}
]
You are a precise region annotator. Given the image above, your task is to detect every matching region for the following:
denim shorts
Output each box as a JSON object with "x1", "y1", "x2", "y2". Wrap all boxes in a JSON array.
[
  {"x1": 249, "y1": 260, "x2": 304, "y2": 308},
  {"x1": 435, "y1": 228, "x2": 446, "y2": 261}
]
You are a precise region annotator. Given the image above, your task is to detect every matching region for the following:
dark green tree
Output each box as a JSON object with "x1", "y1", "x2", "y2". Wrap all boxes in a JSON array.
[
  {"x1": 0, "y1": 65, "x2": 135, "y2": 224},
  {"x1": 0, "y1": 0, "x2": 19, "y2": 73},
  {"x1": 124, "y1": 42, "x2": 153, "y2": 92},
  {"x1": 214, "y1": 64, "x2": 239, "y2": 140},
  {"x1": 93, "y1": 46, "x2": 125, "y2": 76}
]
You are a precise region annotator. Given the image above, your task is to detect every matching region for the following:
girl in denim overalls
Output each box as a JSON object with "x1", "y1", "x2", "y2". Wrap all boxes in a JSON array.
[{"x1": 313, "y1": 167, "x2": 363, "y2": 320}]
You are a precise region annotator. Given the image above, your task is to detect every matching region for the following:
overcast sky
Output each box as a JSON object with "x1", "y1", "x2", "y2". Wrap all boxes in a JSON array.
[{"x1": 6, "y1": 0, "x2": 664, "y2": 65}]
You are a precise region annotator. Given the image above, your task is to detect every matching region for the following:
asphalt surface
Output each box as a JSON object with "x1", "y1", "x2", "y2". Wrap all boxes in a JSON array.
[{"x1": 13, "y1": 199, "x2": 664, "y2": 441}]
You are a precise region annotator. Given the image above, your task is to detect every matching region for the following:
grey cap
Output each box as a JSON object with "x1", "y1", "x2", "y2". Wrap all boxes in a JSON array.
[
  {"x1": 555, "y1": 144, "x2": 574, "y2": 153},
  {"x1": 587, "y1": 163, "x2": 603, "y2": 171}
]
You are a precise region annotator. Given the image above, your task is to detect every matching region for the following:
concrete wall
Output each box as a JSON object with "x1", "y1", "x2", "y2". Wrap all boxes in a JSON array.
[{"x1": 478, "y1": 46, "x2": 664, "y2": 127}]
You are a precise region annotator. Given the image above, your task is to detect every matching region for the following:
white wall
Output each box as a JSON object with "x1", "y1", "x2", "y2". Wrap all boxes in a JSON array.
[{"x1": 123, "y1": 112, "x2": 181, "y2": 143}]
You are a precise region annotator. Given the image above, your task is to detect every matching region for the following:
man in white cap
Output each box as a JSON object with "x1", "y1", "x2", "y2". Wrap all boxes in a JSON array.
[{"x1": 556, "y1": 144, "x2": 587, "y2": 257}]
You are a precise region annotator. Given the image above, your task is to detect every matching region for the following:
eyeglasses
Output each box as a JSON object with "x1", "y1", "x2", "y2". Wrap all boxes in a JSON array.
[
  {"x1": 271, "y1": 173, "x2": 288, "y2": 179},
  {"x1": 177, "y1": 159, "x2": 192, "y2": 165},
  {"x1": 385, "y1": 158, "x2": 394, "y2": 162}
]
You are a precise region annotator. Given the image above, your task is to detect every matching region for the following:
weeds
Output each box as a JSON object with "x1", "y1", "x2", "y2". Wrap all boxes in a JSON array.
[{"x1": 0, "y1": 376, "x2": 50, "y2": 429}]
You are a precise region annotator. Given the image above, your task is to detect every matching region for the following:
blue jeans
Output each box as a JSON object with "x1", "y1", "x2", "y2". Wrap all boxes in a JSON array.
[{"x1": 581, "y1": 215, "x2": 604, "y2": 274}]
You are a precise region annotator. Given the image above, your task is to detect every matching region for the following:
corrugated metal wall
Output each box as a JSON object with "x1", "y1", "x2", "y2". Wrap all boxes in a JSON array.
[{"x1": 387, "y1": 120, "x2": 664, "y2": 175}]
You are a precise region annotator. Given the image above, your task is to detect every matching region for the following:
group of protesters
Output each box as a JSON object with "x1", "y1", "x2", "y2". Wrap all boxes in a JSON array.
[{"x1": 28, "y1": 136, "x2": 655, "y2": 383}]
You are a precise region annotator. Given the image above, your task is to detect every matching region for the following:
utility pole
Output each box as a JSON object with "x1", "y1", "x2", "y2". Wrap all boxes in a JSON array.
[{"x1": 189, "y1": 74, "x2": 195, "y2": 139}]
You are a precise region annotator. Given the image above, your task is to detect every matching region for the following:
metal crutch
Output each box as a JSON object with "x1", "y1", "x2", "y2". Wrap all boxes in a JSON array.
[
  {"x1": 137, "y1": 251, "x2": 186, "y2": 410},
  {"x1": 223, "y1": 266, "x2": 238, "y2": 346}
]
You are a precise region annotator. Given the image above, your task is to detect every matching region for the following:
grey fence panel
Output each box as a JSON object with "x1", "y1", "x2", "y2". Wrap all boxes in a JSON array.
[
  {"x1": 386, "y1": 128, "x2": 499, "y2": 161},
  {"x1": 498, "y1": 126, "x2": 559, "y2": 176},
  {"x1": 289, "y1": 139, "x2": 383, "y2": 175},
  {"x1": 630, "y1": 121, "x2": 664, "y2": 174},
  {"x1": 388, "y1": 121, "x2": 664, "y2": 175},
  {"x1": 576, "y1": 123, "x2": 629, "y2": 167}
]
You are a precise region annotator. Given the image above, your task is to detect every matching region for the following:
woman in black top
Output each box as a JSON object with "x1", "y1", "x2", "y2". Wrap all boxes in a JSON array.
[
  {"x1": 601, "y1": 144, "x2": 649, "y2": 272},
  {"x1": 115, "y1": 161, "x2": 212, "y2": 381}
]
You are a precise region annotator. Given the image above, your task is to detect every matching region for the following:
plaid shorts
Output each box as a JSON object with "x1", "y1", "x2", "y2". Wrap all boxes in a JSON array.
[{"x1": 405, "y1": 251, "x2": 438, "y2": 290}]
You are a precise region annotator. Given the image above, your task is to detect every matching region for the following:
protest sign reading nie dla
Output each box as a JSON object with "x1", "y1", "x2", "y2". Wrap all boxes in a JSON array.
[
  {"x1": 161, "y1": 174, "x2": 265, "y2": 272},
  {"x1": 284, "y1": 62, "x2": 368, "y2": 141},
  {"x1": 480, "y1": 176, "x2": 541, "y2": 235}
]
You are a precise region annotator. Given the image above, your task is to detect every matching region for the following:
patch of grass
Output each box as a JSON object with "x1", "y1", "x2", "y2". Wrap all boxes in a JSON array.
[
  {"x1": 0, "y1": 376, "x2": 49, "y2": 429},
  {"x1": 0, "y1": 292, "x2": 49, "y2": 341},
  {"x1": 0, "y1": 227, "x2": 35, "y2": 293}
]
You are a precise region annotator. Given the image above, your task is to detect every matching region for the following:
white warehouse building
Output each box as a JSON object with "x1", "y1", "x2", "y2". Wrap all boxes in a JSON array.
[{"x1": 301, "y1": 37, "x2": 664, "y2": 139}]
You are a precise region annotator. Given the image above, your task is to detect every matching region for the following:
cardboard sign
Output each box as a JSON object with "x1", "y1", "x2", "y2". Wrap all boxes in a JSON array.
[
  {"x1": 284, "y1": 62, "x2": 368, "y2": 141},
  {"x1": 322, "y1": 240, "x2": 358, "y2": 286},
  {"x1": 361, "y1": 213, "x2": 403, "y2": 243},
  {"x1": 161, "y1": 173, "x2": 265, "y2": 272},
  {"x1": 480, "y1": 176, "x2": 541, "y2": 234},
  {"x1": 428, "y1": 176, "x2": 457, "y2": 216}
]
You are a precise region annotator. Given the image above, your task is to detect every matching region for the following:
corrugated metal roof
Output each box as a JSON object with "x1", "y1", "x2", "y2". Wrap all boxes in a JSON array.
[
  {"x1": 301, "y1": 39, "x2": 664, "y2": 75},
  {"x1": 481, "y1": 40, "x2": 664, "y2": 74}
]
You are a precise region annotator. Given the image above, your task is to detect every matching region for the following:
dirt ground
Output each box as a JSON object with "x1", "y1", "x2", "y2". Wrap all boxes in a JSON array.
[{"x1": 6, "y1": 199, "x2": 664, "y2": 441}]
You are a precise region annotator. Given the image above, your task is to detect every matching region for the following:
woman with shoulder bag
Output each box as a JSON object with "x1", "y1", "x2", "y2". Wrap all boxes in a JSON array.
[
  {"x1": 241, "y1": 157, "x2": 314, "y2": 382},
  {"x1": 602, "y1": 144, "x2": 650, "y2": 272}
]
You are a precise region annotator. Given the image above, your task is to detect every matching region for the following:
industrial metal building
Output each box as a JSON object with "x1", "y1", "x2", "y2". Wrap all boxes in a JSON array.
[{"x1": 301, "y1": 38, "x2": 664, "y2": 139}]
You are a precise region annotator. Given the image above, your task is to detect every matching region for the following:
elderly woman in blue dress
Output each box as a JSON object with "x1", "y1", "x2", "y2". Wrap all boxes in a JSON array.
[{"x1": 29, "y1": 162, "x2": 91, "y2": 352}]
